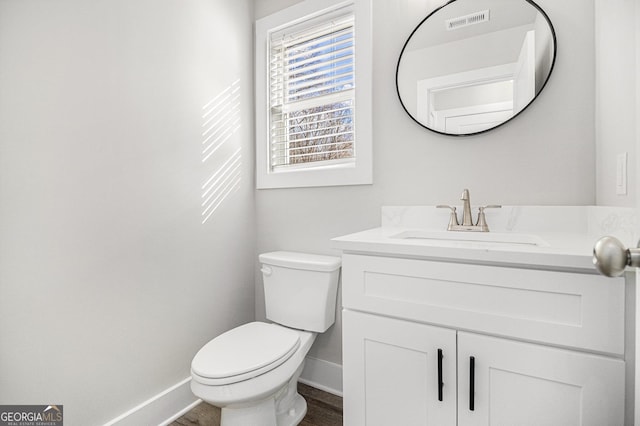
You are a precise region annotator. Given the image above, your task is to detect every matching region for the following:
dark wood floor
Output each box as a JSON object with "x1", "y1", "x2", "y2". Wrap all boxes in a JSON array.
[{"x1": 170, "y1": 383, "x2": 342, "y2": 426}]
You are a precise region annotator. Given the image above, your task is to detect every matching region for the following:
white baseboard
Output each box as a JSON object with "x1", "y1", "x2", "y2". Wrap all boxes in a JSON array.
[
  {"x1": 103, "y1": 358, "x2": 341, "y2": 425},
  {"x1": 104, "y1": 377, "x2": 200, "y2": 426},
  {"x1": 299, "y1": 356, "x2": 343, "y2": 397}
]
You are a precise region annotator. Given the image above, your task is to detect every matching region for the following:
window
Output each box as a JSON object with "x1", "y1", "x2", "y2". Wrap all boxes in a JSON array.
[
  {"x1": 270, "y1": 15, "x2": 355, "y2": 169},
  {"x1": 255, "y1": 0, "x2": 372, "y2": 189}
]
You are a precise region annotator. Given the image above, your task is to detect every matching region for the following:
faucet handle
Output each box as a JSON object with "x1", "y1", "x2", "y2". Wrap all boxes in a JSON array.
[
  {"x1": 437, "y1": 205, "x2": 459, "y2": 230},
  {"x1": 476, "y1": 205, "x2": 502, "y2": 231}
]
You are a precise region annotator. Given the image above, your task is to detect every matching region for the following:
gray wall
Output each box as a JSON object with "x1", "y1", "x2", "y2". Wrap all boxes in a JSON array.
[
  {"x1": 0, "y1": 0, "x2": 256, "y2": 424},
  {"x1": 255, "y1": 0, "x2": 596, "y2": 365},
  {"x1": 595, "y1": 0, "x2": 637, "y2": 207}
]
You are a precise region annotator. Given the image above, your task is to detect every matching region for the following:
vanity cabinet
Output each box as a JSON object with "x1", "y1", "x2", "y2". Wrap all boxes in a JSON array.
[
  {"x1": 457, "y1": 332, "x2": 624, "y2": 426},
  {"x1": 343, "y1": 310, "x2": 457, "y2": 426},
  {"x1": 341, "y1": 254, "x2": 626, "y2": 426}
]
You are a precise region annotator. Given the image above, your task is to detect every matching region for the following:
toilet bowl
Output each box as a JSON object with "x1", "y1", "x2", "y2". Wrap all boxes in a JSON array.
[
  {"x1": 191, "y1": 322, "x2": 316, "y2": 425},
  {"x1": 190, "y1": 251, "x2": 341, "y2": 426}
]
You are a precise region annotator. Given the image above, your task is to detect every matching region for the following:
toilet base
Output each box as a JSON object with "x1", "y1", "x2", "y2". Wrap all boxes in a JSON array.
[
  {"x1": 221, "y1": 397, "x2": 276, "y2": 425},
  {"x1": 277, "y1": 392, "x2": 307, "y2": 426},
  {"x1": 219, "y1": 390, "x2": 307, "y2": 426},
  {"x1": 218, "y1": 362, "x2": 308, "y2": 426}
]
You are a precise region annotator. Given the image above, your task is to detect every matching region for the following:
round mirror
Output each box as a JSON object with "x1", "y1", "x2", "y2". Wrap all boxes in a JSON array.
[{"x1": 396, "y1": 0, "x2": 556, "y2": 136}]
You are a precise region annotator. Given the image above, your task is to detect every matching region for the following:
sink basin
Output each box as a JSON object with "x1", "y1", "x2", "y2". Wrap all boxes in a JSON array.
[{"x1": 391, "y1": 230, "x2": 549, "y2": 247}]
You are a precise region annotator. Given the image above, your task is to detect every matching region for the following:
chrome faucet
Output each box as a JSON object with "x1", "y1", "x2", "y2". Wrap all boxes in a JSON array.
[{"x1": 437, "y1": 189, "x2": 501, "y2": 232}]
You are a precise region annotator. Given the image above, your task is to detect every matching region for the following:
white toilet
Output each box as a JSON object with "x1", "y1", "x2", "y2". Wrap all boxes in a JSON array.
[{"x1": 190, "y1": 251, "x2": 341, "y2": 426}]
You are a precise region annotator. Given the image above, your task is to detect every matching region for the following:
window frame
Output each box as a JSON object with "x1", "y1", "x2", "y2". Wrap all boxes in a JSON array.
[{"x1": 255, "y1": 0, "x2": 372, "y2": 189}]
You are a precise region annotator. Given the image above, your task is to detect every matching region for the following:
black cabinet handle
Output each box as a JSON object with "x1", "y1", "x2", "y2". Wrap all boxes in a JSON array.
[
  {"x1": 437, "y1": 349, "x2": 443, "y2": 401},
  {"x1": 469, "y1": 356, "x2": 475, "y2": 411}
]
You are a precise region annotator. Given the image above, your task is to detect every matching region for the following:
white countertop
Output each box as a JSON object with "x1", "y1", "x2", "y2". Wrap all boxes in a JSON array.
[
  {"x1": 331, "y1": 206, "x2": 639, "y2": 273},
  {"x1": 332, "y1": 226, "x2": 600, "y2": 272}
]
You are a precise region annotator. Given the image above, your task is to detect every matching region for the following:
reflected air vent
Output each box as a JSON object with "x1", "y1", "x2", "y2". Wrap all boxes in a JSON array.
[{"x1": 446, "y1": 10, "x2": 490, "y2": 31}]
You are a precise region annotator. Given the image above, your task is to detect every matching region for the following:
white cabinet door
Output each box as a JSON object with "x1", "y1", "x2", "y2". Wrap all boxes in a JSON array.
[
  {"x1": 457, "y1": 332, "x2": 625, "y2": 426},
  {"x1": 343, "y1": 310, "x2": 457, "y2": 426}
]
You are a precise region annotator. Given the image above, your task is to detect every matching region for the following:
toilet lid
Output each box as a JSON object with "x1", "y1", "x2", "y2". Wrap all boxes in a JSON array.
[{"x1": 191, "y1": 322, "x2": 300, "y2": 383}]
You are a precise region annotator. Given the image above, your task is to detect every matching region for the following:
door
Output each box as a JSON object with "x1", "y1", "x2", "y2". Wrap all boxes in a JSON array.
[
  {"x1": 457, "y1": 332, "x2": 625, "y2": 426},
  {"x1": 442, "y1": 108, "x2": 513, "y2": 134},
  {"x1": 342, "y1": 310, "x2": 456, "y2": 426},
  {"x1": 513, "y1": 30, "x2": 536, "y2": 114},
  {"x1": 594, "y1": 2, "x2": 640, "y2": 423},
  {"x1": 636, "y1": 3, "x2": 640, "y2": 424}
]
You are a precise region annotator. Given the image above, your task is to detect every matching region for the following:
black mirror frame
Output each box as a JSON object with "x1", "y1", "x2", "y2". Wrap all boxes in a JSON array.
[{"x1": 395, "y1": 0, "x2": 558, "y2": 137}]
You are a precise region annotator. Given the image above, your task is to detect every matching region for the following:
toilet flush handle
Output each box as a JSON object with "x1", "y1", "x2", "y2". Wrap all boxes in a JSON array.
[{"x1": 261, "y1": 266, "x2": 273, "y2": 276}]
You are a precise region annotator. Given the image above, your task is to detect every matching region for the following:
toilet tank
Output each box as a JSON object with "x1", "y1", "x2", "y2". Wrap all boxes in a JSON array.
[{"x1": 259, "y1": 251, "x2": 341, "y2": 333}]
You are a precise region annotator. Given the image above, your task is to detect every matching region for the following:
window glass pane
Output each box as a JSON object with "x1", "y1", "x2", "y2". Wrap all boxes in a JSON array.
[
  {"x1": 286, "y1": 30, "x2": 354, "y2": 103},
  {"x1": 269, "y1": 14, "x2": 356, "y2": 169},
  {"x1": 285, "y1": 100, "x2": 355, "y2": 165}
]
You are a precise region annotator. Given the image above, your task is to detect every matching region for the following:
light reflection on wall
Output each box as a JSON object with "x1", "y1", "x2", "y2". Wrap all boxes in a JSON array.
[{"x1": 201, "y1": 79, "x2": 242, "y2": 224}]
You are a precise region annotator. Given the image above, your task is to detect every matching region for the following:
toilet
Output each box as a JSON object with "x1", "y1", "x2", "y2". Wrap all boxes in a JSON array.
[{"x1": 190, "y1": 251, "x2": 341, "y2": 426}]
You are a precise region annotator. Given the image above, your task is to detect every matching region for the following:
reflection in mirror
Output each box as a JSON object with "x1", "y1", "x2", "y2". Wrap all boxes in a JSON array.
[{"x1": 396, "y1": 0, "x2": 556, "y2": 136}]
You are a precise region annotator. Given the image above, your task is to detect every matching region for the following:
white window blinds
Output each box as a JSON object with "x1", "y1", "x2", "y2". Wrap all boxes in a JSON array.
[{"x1": 269, "y1": 12, "x2": 355, "y2": 170}]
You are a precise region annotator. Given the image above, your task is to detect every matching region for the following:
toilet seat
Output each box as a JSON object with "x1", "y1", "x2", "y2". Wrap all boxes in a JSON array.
[{"x1": 191, "y1": 322, "x2": 300, "y2": 386}]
